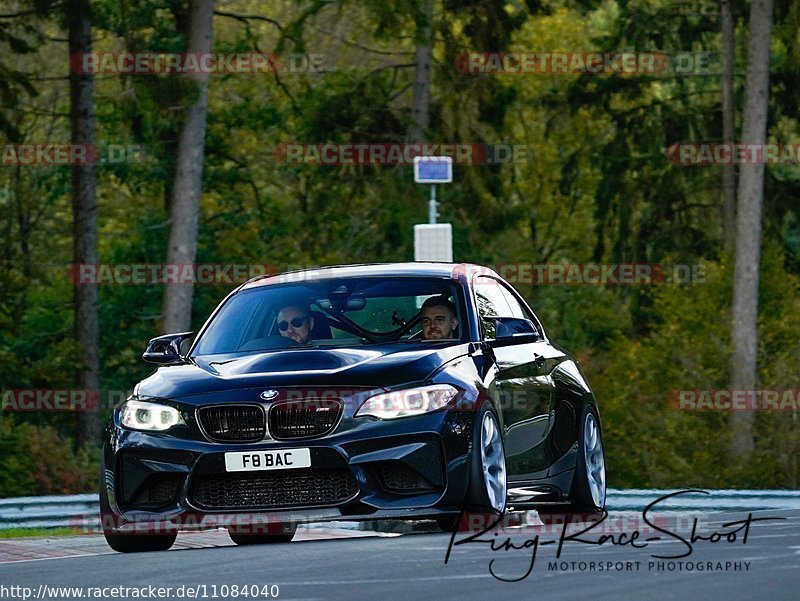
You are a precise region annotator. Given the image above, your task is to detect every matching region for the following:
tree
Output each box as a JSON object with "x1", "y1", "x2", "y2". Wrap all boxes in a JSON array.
[
  {"x1": 730, "y1": 0, "x2": 774, "y2": 457},
  {"x1": 721, "y1": 0, "x2": 736, "y2": 254},
  {"x1": 407, "y1": 0, "x2": 432, "y2": 142},
  {"x1": 162, "y1": 0, "x2": 215, "y2": 334},
  {"x1": 67, "y1": 0, "x2": 100, "y2": 447}
]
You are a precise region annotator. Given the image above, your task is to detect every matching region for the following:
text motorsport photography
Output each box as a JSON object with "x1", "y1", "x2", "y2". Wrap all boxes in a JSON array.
[{"x1": 444, "y1": 490, "x2": 785, "y2": 582}]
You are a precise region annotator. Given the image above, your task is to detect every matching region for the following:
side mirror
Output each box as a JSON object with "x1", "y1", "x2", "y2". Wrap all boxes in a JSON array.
[
  {"x1": 143, "y1": 331, "x2": 194, "y2": 364},
  {"x1": 484, "y1": 317, "x2": 540, "y2": 347}
]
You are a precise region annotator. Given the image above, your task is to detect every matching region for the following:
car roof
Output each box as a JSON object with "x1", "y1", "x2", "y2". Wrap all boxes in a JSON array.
[{"x1": 240, "y1": 262, "x2": 500, "y2": 289}]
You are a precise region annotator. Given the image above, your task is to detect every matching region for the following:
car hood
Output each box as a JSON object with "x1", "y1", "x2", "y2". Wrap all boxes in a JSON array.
[{"x1": 135, "y1": 343, "x2": 471, "y2": 400}]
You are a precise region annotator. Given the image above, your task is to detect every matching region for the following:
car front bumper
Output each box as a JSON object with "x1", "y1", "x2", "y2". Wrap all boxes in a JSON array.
[{"x1": 102, "y1": 406, "x2": 479, "y2": 530}]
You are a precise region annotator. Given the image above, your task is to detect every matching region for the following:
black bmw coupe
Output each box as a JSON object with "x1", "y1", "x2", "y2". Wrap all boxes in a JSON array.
[{"x1": 100, "y1": 262, "x2": 606, "y2": 552}]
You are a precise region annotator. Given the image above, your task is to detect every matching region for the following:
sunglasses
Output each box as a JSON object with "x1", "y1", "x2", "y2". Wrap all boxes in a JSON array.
[{"x1": 277, "y1": 316, "x2": 308, "y2": 331}]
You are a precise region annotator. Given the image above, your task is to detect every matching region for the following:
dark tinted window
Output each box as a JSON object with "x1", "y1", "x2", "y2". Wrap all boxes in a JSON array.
[{"x1": 192, "y1": 277, "x2": 464, "y2": 355}]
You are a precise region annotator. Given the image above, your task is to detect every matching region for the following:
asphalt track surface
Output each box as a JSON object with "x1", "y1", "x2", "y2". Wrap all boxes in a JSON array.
[{"x1": 1, "y1": 507, "x2": 798, "y2": 601}]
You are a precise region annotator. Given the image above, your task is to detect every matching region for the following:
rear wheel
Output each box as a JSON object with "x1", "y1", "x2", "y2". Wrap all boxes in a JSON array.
[
  {"x1": 572, "y1": 405, "x2": 606, "y2": 511},
  {"x1": 228, "y1": 523, "x2": 297, "y2": 545},
  {"x1": 540, "y1": 405, "x2": 606, "y2": 518}
]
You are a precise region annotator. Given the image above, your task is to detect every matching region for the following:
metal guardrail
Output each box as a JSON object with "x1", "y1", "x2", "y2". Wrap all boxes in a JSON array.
[
  {"x1": 0, "y1": 494, "x2": 98, "y2": 530},
  {"x1": 2, "y1": 489, "x2": 800, "y2": 530},
  {"x1": 605, "y1": 488, "x2": 800, "y2": 511}
]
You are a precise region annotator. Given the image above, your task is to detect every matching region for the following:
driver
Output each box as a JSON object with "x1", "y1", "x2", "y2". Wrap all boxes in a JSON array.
[
  {"x1": 420, "y1": 296, "x2": 459, "y2": 340},
  {"x1": 277, "y1": 304, "x2": 314, "y2": 344}
]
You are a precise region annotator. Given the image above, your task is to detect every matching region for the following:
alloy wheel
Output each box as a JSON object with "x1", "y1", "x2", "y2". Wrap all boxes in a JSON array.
[
  {"x1": 583, "y1": 412, "x2": 606, "y2": 508},
  {"x1": 480, "y1": 412, "x2": 507, "y2": 512}
]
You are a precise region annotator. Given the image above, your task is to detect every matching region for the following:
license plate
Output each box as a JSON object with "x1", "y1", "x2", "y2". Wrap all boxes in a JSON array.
[{"x1": 224, "y1": 448, "x2": 311, "y2": 472}]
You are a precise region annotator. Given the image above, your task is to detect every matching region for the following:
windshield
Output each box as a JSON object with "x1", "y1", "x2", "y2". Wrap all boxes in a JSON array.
[{"x1": 191, "y1": 276, "x2": 465, "y2": 356}]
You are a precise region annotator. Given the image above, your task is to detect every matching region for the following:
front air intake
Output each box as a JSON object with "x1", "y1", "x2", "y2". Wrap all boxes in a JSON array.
[
  {"x1": 197, "y1": 404, "x2": 266, "y2": 442},
  {"x1": 268, "y1": 399, "x2": 343, "y2": 440}
]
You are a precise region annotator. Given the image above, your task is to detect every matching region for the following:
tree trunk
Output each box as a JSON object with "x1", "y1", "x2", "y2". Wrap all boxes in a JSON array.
[
  {"x1": 12, "y1": 165, "x2": 32, "y2": 279},
  {"x1": 730, "y1": 0, "x2": 774, "y2": 458},
  {"x1": 407, "y1": 0, "x2": 433, "y2": 142},
  {"x1": 162, "y1": 0, "x2": 215, "y2": 334},
  {"x1": 67, "y1": 0, "x2": 100, "y2": 447},
  {"x1": 721, "y1": 0, "x2": 736, "y2": 254}
]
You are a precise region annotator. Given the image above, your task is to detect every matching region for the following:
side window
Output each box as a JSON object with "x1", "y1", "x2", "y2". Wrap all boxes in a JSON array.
[
  {"x1": 474, "y1": 276, "x2": 513, "y2": 340},
  {"x1": 498, "y1": 284, "x2": 529, "y2": 319},
  {"x1": 474, "y1": 276, "x2": 512, "y2": 318},
  {"x1": 498, "y1": 282, "x2": 545, "y2": 337}
]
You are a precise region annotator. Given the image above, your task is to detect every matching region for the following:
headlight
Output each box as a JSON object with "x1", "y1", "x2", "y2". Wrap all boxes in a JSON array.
[
  {"x1": 355, "y1": 385, "x2": 458, "y2": 419},
  {"x1": 120, "y1": 400, "x2": 185, "y2": 431}
]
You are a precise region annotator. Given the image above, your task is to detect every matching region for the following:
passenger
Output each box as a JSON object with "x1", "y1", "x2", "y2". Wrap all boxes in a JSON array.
[
  {"x1": 420, "y1": 296, "x2": 459, "y2": 340},
  {"x1": 276, "y1": 305, "x2": 314, "y2": 344}
]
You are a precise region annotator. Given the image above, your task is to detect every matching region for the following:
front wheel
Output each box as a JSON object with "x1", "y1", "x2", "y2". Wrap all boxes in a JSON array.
[
  {"x1": 464, "y1": 406, "x2": 507, "y2": 514},
  {"x1": 99, "y1": 471, "x2": 177, "y2": 553}
]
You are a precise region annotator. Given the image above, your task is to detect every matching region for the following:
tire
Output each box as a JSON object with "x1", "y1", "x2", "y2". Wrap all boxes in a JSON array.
[
  {"x1": 228, "y1": 523, "x2": 297, "y2": 545},
  {"x1": 99, "y1": 470, "x2": 177, "y2": 553},
  {"x1": 463, "y1": 405, "x2": 507, "y2": 514},
  {"x1": 558, "y1": 404, "x2": 606, "y2": 516}
]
